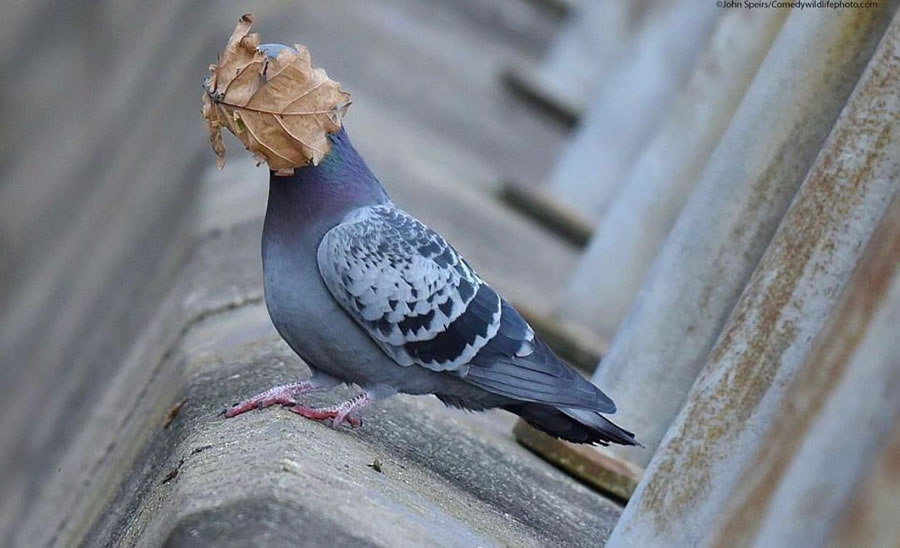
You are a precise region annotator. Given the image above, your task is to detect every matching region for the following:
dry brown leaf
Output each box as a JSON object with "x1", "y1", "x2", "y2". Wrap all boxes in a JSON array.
[{"x1": 201, "y1": 14, "x2": 351, "y2": 174}]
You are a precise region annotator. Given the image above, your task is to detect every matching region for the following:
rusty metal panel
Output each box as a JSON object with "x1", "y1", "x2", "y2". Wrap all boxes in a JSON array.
[
  {"x1": 609, "y1": 9, "x2": 900, "y2": 547},
  {"x1": 591, "y1": 2, "x2": 897, "y2": 475},
  {"x1": 740, "y1": 196, "x2": 900, "y2": 546},
  {"x1": 709, "y1": 194, "x2": 900, "y2": 547}
]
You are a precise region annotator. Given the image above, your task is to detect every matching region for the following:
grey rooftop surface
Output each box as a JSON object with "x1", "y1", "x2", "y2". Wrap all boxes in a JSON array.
[
  {"x1": 75, "y1": 192, "x2": 621, "y2": 547},
  {"x1": 0, "y1": 0, "x2": 625, "y2": 545}
]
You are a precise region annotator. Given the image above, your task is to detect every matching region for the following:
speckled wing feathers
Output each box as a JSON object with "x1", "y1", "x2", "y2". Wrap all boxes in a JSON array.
[{"x1": 318, "y1": 205, "x2": 534, "y2": 372}]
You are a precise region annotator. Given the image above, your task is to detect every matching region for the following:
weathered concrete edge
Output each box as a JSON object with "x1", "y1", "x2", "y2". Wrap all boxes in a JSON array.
[
  {"x1": 55, "y1": 219, "x2": 623, "y2": 547},
  {"x1": 20, "y1": 220, "x2": 265, "y2": 547},
  {"x1": 100, "y1": 321, "x2": 530, "y2": 547}
]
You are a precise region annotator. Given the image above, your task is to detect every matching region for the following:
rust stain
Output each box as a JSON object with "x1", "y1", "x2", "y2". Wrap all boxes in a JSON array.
[
  {"x1": 711, "y1": 18, "x2": 900, "y2": 545},
  {"x1": 711, "y1": 194, "x2": 900, "y2": 547},
  {"x1": 636, "y1": 7, "x2": 900, "y2": 539},
  {"x1": 163, "y1": 398, "x2": 187, "y2": 429}
]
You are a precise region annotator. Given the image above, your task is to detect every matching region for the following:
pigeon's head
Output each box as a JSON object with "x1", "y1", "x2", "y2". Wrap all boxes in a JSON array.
[
  {"x1": 257, "y1": 43, "x2": 352, "y2": 167},
  {"x1": 258, "y1": 43, "x2": 296, "y2": 62}
]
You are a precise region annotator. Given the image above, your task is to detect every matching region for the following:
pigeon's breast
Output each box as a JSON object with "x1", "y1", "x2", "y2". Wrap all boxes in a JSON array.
[
  {"x1": 262, "y1": 232, "x2": 359, "y2": 371},
  {"x1": 261, "y1": 230, "x2": 424, "y2": 390}
]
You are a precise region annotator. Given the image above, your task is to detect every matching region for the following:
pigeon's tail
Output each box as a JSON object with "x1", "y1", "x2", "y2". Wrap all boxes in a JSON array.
[{"x1": 507, "y1": 402, "x2": 638, "y2": 446}]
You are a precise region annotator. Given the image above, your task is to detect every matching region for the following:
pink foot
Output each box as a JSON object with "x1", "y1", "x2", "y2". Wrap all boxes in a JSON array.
[
  {"x1": 224, "y1": 381, "x2": 321, "y2": 418},
  {"x1": 290, "y1": 405, "x2": 362, "y2": 427},
  {"x1": 289, "y1": 393, "x2": 373, "y2": 428}
]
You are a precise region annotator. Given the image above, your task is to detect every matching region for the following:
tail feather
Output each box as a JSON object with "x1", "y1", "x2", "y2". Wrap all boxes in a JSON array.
[
  {"x1": 466, "y1": 337, "x2": 616, "y2": 413},
  {"x1": 508, "y1": 402, "x2": 638, "y2": 446}
]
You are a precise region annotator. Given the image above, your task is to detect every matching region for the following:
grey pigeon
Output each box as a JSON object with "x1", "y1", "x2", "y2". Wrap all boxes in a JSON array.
[{"x1": 225, "y1": 46, "x2": 636, "y2": 447}]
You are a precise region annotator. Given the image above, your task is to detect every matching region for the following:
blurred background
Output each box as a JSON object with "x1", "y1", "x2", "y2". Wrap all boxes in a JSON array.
[{"x1": 1, "y1": 0, "x2": 898, "y2": 546}]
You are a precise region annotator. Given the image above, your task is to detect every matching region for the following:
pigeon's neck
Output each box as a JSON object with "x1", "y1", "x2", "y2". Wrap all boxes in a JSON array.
[{"x1": 264, "y1": 128, "x2": 389, "y2": 236}]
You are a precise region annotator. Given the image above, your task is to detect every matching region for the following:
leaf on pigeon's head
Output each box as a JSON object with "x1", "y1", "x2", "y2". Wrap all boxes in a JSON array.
[{"x1": 202, "y1": 14, "x2": 351, "y2": 175}]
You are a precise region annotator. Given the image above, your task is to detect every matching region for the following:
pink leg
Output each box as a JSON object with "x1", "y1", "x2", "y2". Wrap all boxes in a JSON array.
[
  {"x1": 289, "y1": 392, "x2": 373, "y2": 428},
  {"x1": 224, "y1": 380, "x2": 329, "y2": 418}
]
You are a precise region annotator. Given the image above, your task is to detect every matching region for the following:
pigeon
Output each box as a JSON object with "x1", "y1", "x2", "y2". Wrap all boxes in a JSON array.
[{"x1": 224, "y1": 46, "x2": 636, "y2": 447}]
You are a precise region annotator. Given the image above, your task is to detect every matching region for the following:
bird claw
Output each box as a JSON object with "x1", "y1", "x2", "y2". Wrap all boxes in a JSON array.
[
  {"x1": 337, "y1": 412, "x2": 362, "y2": 428},
  {"x1": 288, "y1": 405, "x2": 362, "y2": 428},
  {"x1": 224, "y1": 396, "x2": 296, "y2": 418},
  {"x1": 223, "y1": 381, "x2": 317, "y2": 418},
  {"x1": 225, "y1": 386, "x2": 371, "y2": 429}
]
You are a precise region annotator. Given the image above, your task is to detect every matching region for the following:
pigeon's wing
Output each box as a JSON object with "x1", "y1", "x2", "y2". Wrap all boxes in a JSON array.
[
  {"x1": 317, "y1": 204, "x2": 614, "y2": 412},
  {"x1": 317, "y1": 204, "x2": 516, "y2": 372}
]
